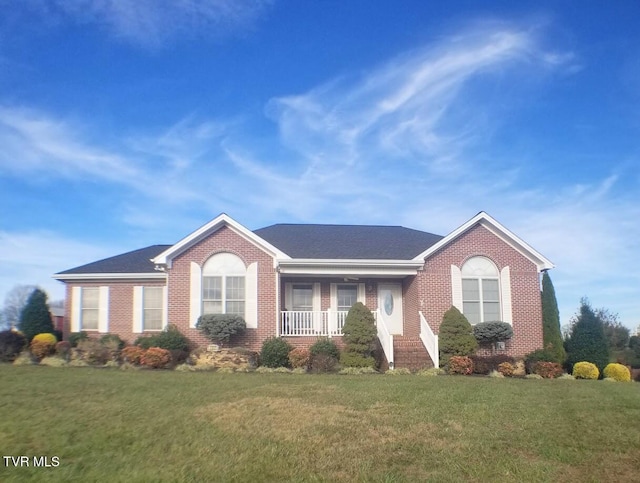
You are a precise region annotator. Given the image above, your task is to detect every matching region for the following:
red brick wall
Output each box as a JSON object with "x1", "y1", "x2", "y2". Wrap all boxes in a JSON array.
[
  {"x1": 416, "y1": 223, "x2": 544, "y2": 357},
  {"x1": 167, "y1": 225, "x2": 277, "y2": 351},
  {"x1": 62, "y1": 279, "x2": 166, "y2": 344}
]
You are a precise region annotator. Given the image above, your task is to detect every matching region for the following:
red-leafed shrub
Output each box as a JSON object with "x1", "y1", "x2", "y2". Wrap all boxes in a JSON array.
[
  {"x1": 288, "y1": 348, "x2": 310, "y2": 369},
  {"x1": 533, "y1": 361, "x2": 563, "y2": 379},
  {"x1": 141, "y1": 347, "x2": 171, "y2": 369},
  {"x1": 448, "y1": 356, "x2": 474, "y2": 375},
  {"x1": 121, "y1": 346, "x2": 146, "y2": 365}
]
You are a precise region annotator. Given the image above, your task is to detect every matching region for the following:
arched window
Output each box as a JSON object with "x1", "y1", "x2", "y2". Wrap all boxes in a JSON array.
[
  {"x1": 202, "y1": 253, "x2": 246, "y2": 317},
  {"x1": 461, "y1": 257, "x2": 500, "y2": 325}
]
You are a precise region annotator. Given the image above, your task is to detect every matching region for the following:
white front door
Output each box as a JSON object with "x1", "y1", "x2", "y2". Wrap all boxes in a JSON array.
[{"x1": 378, "y1": 283, "x2": 403, "y2": 335}]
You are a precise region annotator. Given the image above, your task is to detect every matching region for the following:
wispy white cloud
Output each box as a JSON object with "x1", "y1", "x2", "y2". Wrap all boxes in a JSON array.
[{"x1": 10, "y1": 0, "x2": 273, "y2": 49}]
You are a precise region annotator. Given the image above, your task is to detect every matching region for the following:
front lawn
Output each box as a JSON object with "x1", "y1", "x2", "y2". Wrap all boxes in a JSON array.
[{"x1": 0, "y1": 366, "x2": 638, "y2": 482}]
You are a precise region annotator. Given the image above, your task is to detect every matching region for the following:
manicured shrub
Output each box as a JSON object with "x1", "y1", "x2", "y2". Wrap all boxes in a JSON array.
[
  {"x1": 196, "y1": 315, "x2": 246, "y2": 347},
  {"x1": 141, "y1": 347, "x2": 172, "y2": 369},
  {"x1": 121, "y1": 346, "x2": 146, "y2": 365},
  {"x1": 473, "y1": 321, "x2": 513, "y2": 354},
  {"x1": 260, "y1": 337, "x2": 293, "y2": 368},
  {"x1": 288, "y1": 348, "x2": 310, "y2": 369},
  {"x1": 135, "y1": 325, "x2": 190, "y2": 352},
  {"x1": 309, "y1": 337, "x2": 340, "y2": 360},
  {"x1": 30, "y1": 339, "x2": 55, "y2": 360},
  {"x1": 32, "y1": 333, "x2": 57, "y2": 345},
  {"x1": 497, "y1": 362, "x2": 515, "y2": 377},
  {"x1": 448, "y1": 356, "x2": 474, "y2": 375},
  {"x1": 309, "y1": 354, "x2": 337, "y2": 373},
  {"x1": 470, "y1": 355, "x2": 515, "y2": 375},
  {"x1": 603, "y1": 363, "x2": 630, "y2": 382},
  {"x1": 439, "y1": 307, "x2": 478, "y2": 368},
  {"x1": 534, "y1": 361, "x2": 564, "y2": 379},
  {"x1": 340, "y1": 351, "x2": 376, "y2": 368},
  {"x1": 572, "y1": 361, "x2": 600, "y2": 380},
  {"x1": 524, "y1": 349, "x2": 558, "y2": 374},
  {"x1": 100, "y1": 334, "x2": 125, "y2": 350},
  {"x1": 68, "y1": 331, "x2": 89, "y2": 347},
  {"x1": 341, "y1": 302, "x2": 377, "y2": 366},
  {"x1": 76, "y1": 339, "x2": 112, "y2": 365},
  {"x1": 18, "y1": 288, "x2": 54, "y2": 342},
  {"x1": 0, "y1": 330, "x2": 27, "y2": 362}
]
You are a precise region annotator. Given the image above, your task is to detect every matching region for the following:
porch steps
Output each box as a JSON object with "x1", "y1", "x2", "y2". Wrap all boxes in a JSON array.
[{"x1": 392, "y1": 337, "x2": 434, "y2": 371}]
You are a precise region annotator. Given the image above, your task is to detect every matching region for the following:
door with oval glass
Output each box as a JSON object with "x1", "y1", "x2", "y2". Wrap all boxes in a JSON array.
[{"x1": 377, "y1": 283, "x2": 403, "y2": 335}]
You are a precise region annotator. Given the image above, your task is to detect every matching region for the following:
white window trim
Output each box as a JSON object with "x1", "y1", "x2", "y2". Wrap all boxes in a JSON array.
[
  {"x1": 462, "y1": 276, "x2": 500, "y2": 325},
  {"x1": 133, "y1": 286, "x2": 167, "y2": 333},
  {"x1": 329, "y1": 282, "x2": 366, "y2": 312},
  {"x1": 71, "y1": 286, "x2": 109, "y2": 333}
]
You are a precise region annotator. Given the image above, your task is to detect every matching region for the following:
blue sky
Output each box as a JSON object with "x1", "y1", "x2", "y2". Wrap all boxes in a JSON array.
[{"x1": 0, "y1": 1, "x2": 638, "y2": 331}]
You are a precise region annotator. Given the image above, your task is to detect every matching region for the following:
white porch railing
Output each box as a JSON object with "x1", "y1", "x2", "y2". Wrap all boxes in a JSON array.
[
  {"x1": 280, "y1": 310, "x2": 357, "y2": 337},
  {"x1": 375, "y1": 308, "x2": 394, "y2": 369},
  {"x1": 419, "y1": 311, "x2": 439, "y2": 368}
]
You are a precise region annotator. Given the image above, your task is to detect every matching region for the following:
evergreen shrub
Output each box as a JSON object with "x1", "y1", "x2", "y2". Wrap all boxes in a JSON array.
[
  {"x1": 100, "y1": 334, "x2": 125, "y2": 350},
  {"x1": 196, "y1": 315, "x2": 246, "y2": 346},
  {"x1": 572, "y1": 361, "x2": 599, "y2": 380},
  {"x1": 309, "y1": 354, "x2": 337, "y2": 373},
  {"x1": 76, "y1": 339, "x2": 112, "y2": 365},
  {"x1": 134, "y1": 325, "x2": 190, "y2": 351},
  {"x1": 30, "y1": 339, "x2": 55, "y2": 360},
  {"x1": 18, "y1": 288, "x2": 54, "y2": 342},
  {"x1": 473, "y1": 321, "x2": 513, "y2": 353},
  {"x1": 32, "y1": 333, "x2": 57, "y2": 345},
  {"x1": 0, "y1": 330, "x2": 27, "y2": 362},
  {"x1": 260, "y1": 337, "x2": 292, "y2": 368},
  {"x1": 524, "y1": 349, "x2": 558, "y2": 374},
  {"x1": 68, "y1": 331, "x2": 89, "y2": 347},
  {"x1": 341, "y1": 302, "x2": 377, "y2": 366},
  {"x1": 565, "y1": 299, "x2": 609, "y2": 372},
  {"x1": 309, "y1": 337, "x2": 340, "y2": 360},
  {"x1": 439, "y1": 307, "x2": 478, "y2": 368},
  {"x1": 603, "y1": 363, "x2": 631, "y2": 382}
]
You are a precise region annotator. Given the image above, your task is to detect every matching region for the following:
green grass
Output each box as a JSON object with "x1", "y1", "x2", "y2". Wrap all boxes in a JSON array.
[{"x1": 0, "y1": 366, "x2": 638, "y2": 482}]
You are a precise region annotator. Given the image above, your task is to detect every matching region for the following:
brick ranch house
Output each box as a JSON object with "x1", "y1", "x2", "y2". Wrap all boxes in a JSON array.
[{"x1": 53, "y1": 211, "x2": 553, "y2": 369}]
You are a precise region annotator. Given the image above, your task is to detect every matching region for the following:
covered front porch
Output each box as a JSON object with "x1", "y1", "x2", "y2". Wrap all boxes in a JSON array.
[{"x1": 276, "y1": 275, "x2": 439, "y2": 368}]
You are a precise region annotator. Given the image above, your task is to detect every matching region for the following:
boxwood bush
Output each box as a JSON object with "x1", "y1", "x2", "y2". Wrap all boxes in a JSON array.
[
  {"x1": 309, "y1": 337, "x2": 340, "y2": 360},
  {"x1": 196, "y1": 314, "x2": 246, "y2": 347},
  {"x1": 572, "y1": 361, "x2": 600, "y2": 380},
  {"x1": 260, "y1": 337, "x2": 292, "y2": 368},
  {"x1": 603, "y1": 363, "x2": 631, "y2": 382},
  {"x1": 134, "y1": 324, "x2": 190, "y2": 352}
]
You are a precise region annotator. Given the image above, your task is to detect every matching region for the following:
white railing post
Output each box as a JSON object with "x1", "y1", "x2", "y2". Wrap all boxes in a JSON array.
[
  {"x1": 419, "y1": 311, "x2": 439, "y2": 368},
  {"x1": 375, "y1": 308, "x2": 394, "y2": 369}
]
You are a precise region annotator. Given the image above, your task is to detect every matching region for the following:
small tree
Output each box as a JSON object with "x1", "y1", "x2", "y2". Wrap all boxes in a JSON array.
[
  {"x1": 438, "y1": 306, "x2": 478, "y2": 367},
  {"x1": 565, "y1": 298, "x2": 609, "y2": 373},
  {"x1": 473, "y1": 321, "x2": 513, "y2": 354},
  {"x1": 196, "y1": 314, "x2": 246, "y2": 347},
  {"x1": 541, "y1": 272, "x2": 566, "y2": 363},
  {"x1": 340, "y1": 302, "x2": 377, "y2": 367},
  {"x1": 18, "y1": 288, "x2": 54, "y2": 342}
]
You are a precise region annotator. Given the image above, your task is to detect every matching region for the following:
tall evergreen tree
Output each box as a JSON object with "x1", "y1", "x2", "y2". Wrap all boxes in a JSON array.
[
  {"x1": 438, "y1": 306, "x2": 478, "y2": 367},
  {"x1": 565, "y1": 298, "x2": 609, "y2": 373},
  {"x1": 18, "y1": 288, "x2": 54, "y2": 342},
  {"x1": 541, "y1": 271, "x2": 566, "y2": 363}
]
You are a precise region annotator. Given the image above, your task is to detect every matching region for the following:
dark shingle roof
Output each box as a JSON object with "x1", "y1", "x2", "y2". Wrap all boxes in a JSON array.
[
  {"x1": 254, "y1": 224, "x2": 443, "y2": 260},
  {"x1": 56, "y1": 245, "x2": 171, "y2": 275}
]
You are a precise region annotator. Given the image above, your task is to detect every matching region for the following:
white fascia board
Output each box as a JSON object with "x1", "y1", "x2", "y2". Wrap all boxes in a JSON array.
[
  {"x1": 53, "y1": 272, "x2": 167, "y2": 281},
  {"x1": 151, "y1": 213, "x2": 290, "y2": 268},
  {"x1": 276, "y1": 258, "x2": 423, "y2": 276},
  {"x1": 413, "y1": 211, "x2": 555, "y2": 271}
]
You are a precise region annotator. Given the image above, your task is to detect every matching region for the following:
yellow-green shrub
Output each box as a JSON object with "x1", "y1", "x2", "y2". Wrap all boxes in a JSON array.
[
  {"x1": 30, "y1": 334, "x2": 57, "y2": 359},
  {"x1": 572, "y1": 361, "x2": 599, "y2": 380},
  {"x1": 32, "y1": 333, "x2": 58, "y2": 344},
  {"x1": 603, "y1": 363, "x2": 631, "y2": 382}
]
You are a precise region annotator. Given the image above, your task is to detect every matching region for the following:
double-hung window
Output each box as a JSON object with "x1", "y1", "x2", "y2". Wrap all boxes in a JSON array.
[
  {"x1": 291, "y1": 284, "x2": 313, "y2": 311},
  {"x1": 142, "y1": 287, "x2": 164, "y2": 331},
  {"x1": 461, "y1": 257, "x2": 501, "y2": 325},
  {"x1": 202, "y1": 253, "x2": 246, "y2": 317},
  {"x1": 336, "y1": 284, "x2": 358, "y2": 312},
  {"x1": 80, "y1": 287, "x2": 99, "y2": 330}
]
